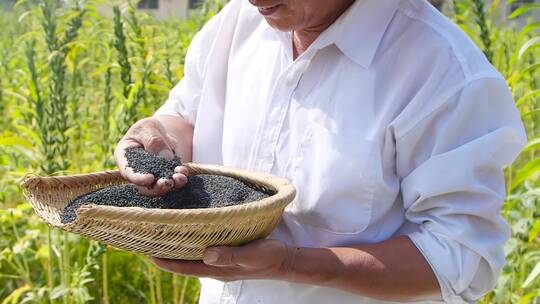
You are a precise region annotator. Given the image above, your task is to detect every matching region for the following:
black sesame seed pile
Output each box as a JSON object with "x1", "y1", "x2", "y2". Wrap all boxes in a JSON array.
[{"x1": 60, "y1": 147, "x2": 270, "y2": 224}]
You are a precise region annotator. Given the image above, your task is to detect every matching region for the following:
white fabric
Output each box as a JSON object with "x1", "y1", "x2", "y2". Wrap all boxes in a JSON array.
[{"x1": 154, "y1": 0, "x2": 527, "y2": 303}]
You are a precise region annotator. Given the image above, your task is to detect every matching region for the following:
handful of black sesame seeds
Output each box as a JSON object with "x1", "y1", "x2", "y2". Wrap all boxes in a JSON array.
[
  {"x1": 60, "y1": 148, "x2": 270, "y2": 224},
  {"x1": 125, "y1": 147, "x2": 182, "y2": 181}
]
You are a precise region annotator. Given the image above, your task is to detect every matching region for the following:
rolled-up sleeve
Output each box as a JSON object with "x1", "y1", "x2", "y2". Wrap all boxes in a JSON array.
[{"x1": 395, "y1": 76, "x2": 527, "y2": 303}]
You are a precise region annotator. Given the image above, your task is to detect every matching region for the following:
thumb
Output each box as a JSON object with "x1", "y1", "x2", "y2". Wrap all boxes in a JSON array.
[
  {"x1": 203, "y1": 247, "x2": 247, "y2": 267},
  {"x1": 138, "y1": 124, "x2": 175, "y2": 160},
  {"x1": 203, "y1": 240, "x2": 287, "y2": 267}
]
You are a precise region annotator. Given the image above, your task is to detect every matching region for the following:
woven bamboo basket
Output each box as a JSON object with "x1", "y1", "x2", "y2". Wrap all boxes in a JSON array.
[{"x1": 20, "y1": 163, "x2": 296, "y2": 260}]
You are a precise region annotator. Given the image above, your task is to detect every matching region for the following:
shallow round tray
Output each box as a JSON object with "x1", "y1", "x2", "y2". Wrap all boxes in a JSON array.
[{"x1": 20, "y1": 163, "x2": 296, "y2": 260}]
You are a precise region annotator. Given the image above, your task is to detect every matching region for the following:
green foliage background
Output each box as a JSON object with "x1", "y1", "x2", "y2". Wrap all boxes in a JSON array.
[
  {"x1": 0, "y1": 0, "x2": 225, "y2": 303},
  {"x1": 0, "y1": 0, "x2": 538, "y2": 303}
]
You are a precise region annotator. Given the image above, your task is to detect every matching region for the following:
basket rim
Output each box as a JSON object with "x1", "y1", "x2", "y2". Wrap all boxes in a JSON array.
[{"x1": 20, "y1": 163, "x2": 296, "y2": 226}]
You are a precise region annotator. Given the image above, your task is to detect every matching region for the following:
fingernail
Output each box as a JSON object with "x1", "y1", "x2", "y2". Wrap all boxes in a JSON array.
[
  {"x1": 204, "y1": 250, "x2": 219, "y2": 264},
  {"x1": 159, "y1": 150, "x2": 174, "y2": 160}
]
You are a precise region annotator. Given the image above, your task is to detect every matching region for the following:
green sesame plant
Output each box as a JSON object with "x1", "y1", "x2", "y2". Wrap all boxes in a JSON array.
[
  {"x1": 0, "y1": 0, "x2": 223, "y2": 302},
  {"x1": 449, "y1": 0, "x2": 540, "y2": 302},
  {"x1": 471, "y1": 0, "x2": 494, "y2": 61}
]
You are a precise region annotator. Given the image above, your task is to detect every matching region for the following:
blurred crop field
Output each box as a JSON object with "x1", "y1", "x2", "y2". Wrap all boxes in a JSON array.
[{"x1": 0, "y1": 0, "x2": 538, "y2": 303}]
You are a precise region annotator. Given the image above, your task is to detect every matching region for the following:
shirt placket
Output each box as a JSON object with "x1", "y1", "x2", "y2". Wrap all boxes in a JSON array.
[
  {"x1": 231, "y1": 51, "x2": 317, "y2": 304},
  {"x1": 255, "y1": 53, "x2": 315, "y2": 174}
]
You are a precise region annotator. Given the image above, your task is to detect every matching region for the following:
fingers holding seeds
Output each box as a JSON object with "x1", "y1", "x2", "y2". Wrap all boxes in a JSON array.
[
  {"x1": 172, "y1": 166, "x2": 190, "y2": 189},
  {"x1": 172, "y1": 173, "x2": 188, "y2": 188},
  {"x1": 137, "y1": 178, "x2": 175, "y2": 197},
  {"x1": 115, "y1": 118, "x2": 188, "y2": 195},
  {"x1": 175, "y1": 166, "x2": 190, "y2": 175},
  {"x1": 124, "y1": 148, "x2": 183, "y2": 196},
  {"x1": 125, "y1": 167, "x2": 156, "y2": 186},
  {"x1": 115, "y1": 138, "x2": 155, "y2": 186}
]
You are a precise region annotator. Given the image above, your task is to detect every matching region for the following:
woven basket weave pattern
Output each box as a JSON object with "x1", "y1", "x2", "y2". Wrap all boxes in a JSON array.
[{"x1": 21, "y1": 163, "x2": 296, "y2": 260}]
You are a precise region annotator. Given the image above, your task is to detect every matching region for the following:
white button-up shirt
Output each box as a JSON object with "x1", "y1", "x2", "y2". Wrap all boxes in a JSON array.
[{"x1": 154, "y1": 0, "x2": 527, "y2": 303}]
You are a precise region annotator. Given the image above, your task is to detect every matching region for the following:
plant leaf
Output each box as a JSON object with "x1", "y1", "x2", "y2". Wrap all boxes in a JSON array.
[
  {"x1": 1, "y1": 284, "x2": 31, "y2": 304},
  {"x1": 50, "y1": 286, "x2": 70, "y2": 300},
  {"x1": 511, "y1": 158, "x2": 540, "y2": 190},
  {"x1": 516, "y1": 89, "x2": 540, "y2": 107},
  {"x1": 523, "y1": 260, "x2": 540, "y2": 288},
  {"x1": 520, "y1": 21, "x2": 540, "y2": 37},
  {"x1": 524, "y1": 138, "x2": 540, "y2": 152},
  {"x1": 529, "y1": 220, "x2": 540, "y2": 242},
  {"x1": 510, "y1": 4, "x2": 540, "y2": 19},
  {"x1": 519, "y1": 37, "x2": 540, "y2": 60},
  {"x1": 0, "y1": 135, "x2": 33, "y2": 149}
]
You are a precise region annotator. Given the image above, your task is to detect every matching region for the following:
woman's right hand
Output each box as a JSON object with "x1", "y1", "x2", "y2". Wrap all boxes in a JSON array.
[{"x1": 114, "y1": 117, "x2": 190, "y2": 197}]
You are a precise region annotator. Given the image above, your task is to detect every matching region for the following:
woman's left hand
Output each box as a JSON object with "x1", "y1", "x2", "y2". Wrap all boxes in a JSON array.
[{"x1": 149, "y1": 239, "x2": 296, "y2": 282}]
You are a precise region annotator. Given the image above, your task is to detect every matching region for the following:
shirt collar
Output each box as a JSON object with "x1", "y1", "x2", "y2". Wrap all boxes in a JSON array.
[{"x1": 313, "y1": 0, "x2": 401, "y2": 68}]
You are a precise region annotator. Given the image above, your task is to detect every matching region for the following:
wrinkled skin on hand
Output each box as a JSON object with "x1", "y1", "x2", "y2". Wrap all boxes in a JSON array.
[{"x1": 150, "y1": 239, "x2": 296, "y2": 282}]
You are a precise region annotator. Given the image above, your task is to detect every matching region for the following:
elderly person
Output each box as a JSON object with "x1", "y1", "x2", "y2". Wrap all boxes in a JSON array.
[{"x1": 115, "y1": 0, "x2": 526, "y2": 303}]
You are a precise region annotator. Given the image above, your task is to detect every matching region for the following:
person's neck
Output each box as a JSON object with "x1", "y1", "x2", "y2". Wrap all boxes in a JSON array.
[
  {"x1": 292, "y1": 0, "x2": 355, "y2": 59},
  {"x1": 292, "y1": 30, "x2": 320, "y2": 59}
]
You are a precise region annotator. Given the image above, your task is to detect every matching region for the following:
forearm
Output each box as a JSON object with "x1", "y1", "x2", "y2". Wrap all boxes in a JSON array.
[
  {"x1": 154, "y1": 114, "x2": 194, "y2": 162},
  {"x1": 283, "y1": 236, "x2": 441, "y2": 302}
]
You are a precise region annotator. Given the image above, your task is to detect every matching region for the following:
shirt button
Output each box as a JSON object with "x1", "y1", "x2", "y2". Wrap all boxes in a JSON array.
[
  {"x1": 263, "y1": 148, "x2": 273, "y2": 158},
  {"x1": 285, "y1": 75, "x2": 296, "y2": 87}
]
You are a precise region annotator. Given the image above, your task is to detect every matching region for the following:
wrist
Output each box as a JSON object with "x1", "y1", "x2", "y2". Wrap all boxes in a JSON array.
[
  {"x1": 277, "y1": 246, "x2": 343, "y2": 286},
  {"x1": 276, "y1": 245, "x2": 301, "y2": 281}
]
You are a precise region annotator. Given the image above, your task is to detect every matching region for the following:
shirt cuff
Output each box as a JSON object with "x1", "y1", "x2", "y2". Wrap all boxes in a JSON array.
[{"x1": 408, "y1": 232, "x2": 471, "y2": 304}]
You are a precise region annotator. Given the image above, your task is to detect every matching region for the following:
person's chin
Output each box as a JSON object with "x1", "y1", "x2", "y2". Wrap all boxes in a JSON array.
[{"x1": 263, "y1": 18, "x2": 294, "y2": 32}]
